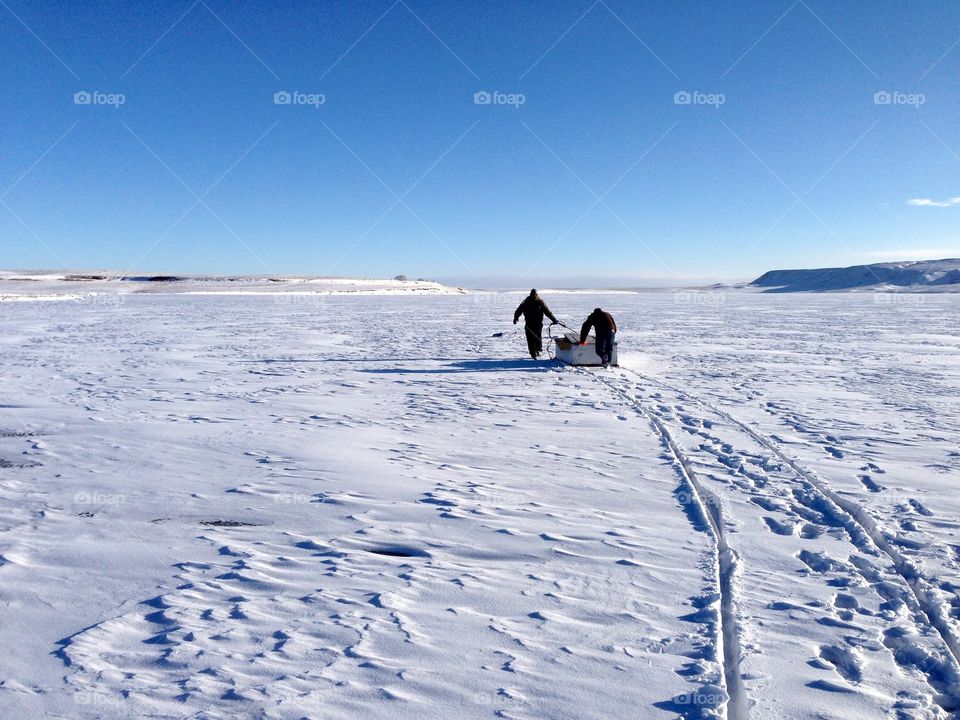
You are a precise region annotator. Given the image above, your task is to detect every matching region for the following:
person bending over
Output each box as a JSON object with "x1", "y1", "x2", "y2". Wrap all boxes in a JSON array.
[{"x1": 580, "y1": 307, "x2": 617, "y2": 367}]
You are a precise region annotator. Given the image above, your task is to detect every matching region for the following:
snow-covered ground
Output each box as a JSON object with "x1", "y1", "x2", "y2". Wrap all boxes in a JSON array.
[{"x1": 0, "y1": 291, "x2": 958, "y2": 719}]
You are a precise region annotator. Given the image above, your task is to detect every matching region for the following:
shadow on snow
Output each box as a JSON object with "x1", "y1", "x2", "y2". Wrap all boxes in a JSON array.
[{"x1": 361, "y1": 359, "x2": 558, "y2": 374}]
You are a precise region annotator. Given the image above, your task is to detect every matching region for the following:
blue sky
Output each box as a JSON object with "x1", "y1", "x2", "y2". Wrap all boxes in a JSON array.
[{"x1": 2, "y1": 0, "x2": 959, "y2": 286}]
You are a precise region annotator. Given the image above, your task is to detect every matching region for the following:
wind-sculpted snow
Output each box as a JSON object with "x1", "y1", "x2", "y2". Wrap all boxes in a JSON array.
[{"x1": 0, "y1": 291, "x2": 958, "y2": 718}]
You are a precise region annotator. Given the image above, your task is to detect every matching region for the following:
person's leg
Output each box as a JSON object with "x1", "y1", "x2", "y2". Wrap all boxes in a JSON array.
[
  {"x1": 596, "y1": 331, "x2": 612, "y2": 364},
  {"x1": 525, "y1": 324, "x2": 540, "y2": 358}
]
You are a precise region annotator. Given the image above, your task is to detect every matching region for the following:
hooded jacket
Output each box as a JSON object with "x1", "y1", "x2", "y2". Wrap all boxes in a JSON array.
[
  {"x1": 514, "y1": 294, "x2": 557, "y2": 327},
  {"x1": 580, "y1": 309, "x2": 617, "y2": 343}
]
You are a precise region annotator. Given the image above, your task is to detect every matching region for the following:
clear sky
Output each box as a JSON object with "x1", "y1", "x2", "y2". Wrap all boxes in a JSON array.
[{"x1": 3, "y1": 0, "x2": 960, "y2": 287}]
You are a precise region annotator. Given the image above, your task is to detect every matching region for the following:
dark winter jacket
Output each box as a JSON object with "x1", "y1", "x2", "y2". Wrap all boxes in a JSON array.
[
  {"x1": 514, "y1": 294, "x2": 557, "y2": 327},
  {"x1": 580, "y1": 309, "x2": 617, "y2": 343}
]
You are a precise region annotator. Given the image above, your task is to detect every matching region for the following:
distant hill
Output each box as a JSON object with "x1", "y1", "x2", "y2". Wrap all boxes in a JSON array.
[
  {"x1": 751, "y1": 258, "x2": 960, "y2": 292},
  {"x1": 0, "y1": 272, "x2": 466, "y2": 299}
]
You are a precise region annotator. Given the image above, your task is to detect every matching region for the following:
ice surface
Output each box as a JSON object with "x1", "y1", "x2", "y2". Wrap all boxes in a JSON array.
[{"x1": 0, "y1": 291, "x2": 958, "y2": 718}]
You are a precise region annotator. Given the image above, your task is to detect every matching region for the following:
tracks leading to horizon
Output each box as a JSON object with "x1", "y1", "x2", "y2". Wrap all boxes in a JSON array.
[
  {"x1": 630, "y1": 369, "x2": 960, "y2": 687},
  {"x1": 579, "y1": 362, "x2": 960, "y2": 717},
  {"x1": 580, "y1": 368, "x2": 750, "y2": 720}
]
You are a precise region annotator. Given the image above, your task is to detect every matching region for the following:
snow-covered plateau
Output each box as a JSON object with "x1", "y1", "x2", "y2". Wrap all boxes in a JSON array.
[
  {"x1": 0, "y1": 273, "x2": 465, "y2": 301},
  {"x1": 750, "y1": 258, "x2": 960, "y2": 293},
  {"x1": 1, "y1": 288, "x2": 958, "y2": 719}
]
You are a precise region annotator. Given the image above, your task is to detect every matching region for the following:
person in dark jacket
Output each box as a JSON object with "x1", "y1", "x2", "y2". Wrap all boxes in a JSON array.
[
  {"x1": 514, "y1": 289, "x2": 557, "y2": 359},
  {"x1": 580, "y1": 308, "x2": 617, "y2": 367}
]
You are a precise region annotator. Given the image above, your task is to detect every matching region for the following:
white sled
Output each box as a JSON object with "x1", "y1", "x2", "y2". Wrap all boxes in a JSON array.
[{"x1": 553, "y1": 331, "x2": 618, "y2": 367}]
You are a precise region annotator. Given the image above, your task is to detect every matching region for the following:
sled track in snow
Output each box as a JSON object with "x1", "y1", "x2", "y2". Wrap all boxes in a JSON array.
[
  {"x1": 576, "y1": 367, "x2": 750, "y2": 720},
  {"x1": 620, "y1": 367, "x2": 960, "y2": 701}
]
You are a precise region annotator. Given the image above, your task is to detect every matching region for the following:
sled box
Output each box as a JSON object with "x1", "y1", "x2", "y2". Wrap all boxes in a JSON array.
[{"x1": 554, "y1": 331, "x2": 618, "y2": 367}]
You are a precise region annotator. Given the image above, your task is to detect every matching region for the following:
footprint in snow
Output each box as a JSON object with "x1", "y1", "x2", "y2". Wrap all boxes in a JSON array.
[
  {"x1": 797, "y1": 549, "x2": 846, "y2": 574},
  {"x1": 805, "y1": 678, "x2": 857, "y2": 694},
  {"x1": 812, "y1": 643, "x2": 864, "y2": 683},
  {"x1": 763, "y1": 516, "x2": 796, "y2": 536},
  {"x1": 833, "y1": 593, "x2": 859, "y2": 611},
  {"x1": 908, "y1": 499, "x2": 933, "y2": 516},
  {"x1": 749, "y1": 496, "x2": 788, "y2": 513}
]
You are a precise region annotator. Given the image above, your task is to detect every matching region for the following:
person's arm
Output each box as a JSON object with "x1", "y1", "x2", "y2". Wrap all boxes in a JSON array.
[
  {"x1": 542, "y1": 301, "x2": 557, "y2": 324},
  {"x1": 514, "y1": 301, "x2": 524, "y2": 324},
  {"x1": 609, "y1": 314, "x2": 617, "y2": 333},
  {"x1": 579, "y1": 317, "x2": 592, "y2": 344}
]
